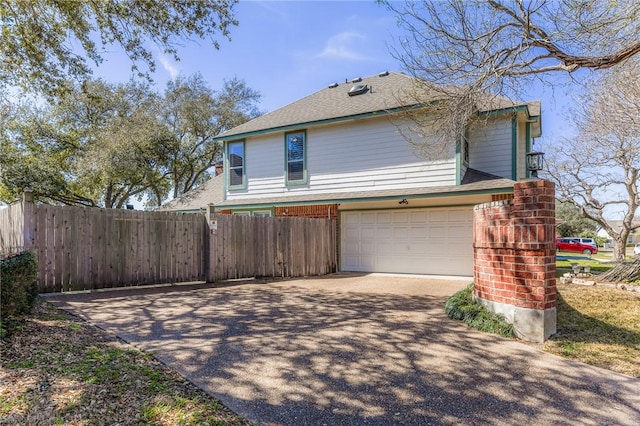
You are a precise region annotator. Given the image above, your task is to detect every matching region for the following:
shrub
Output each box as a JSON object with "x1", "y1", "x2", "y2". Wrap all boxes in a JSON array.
[
  {"x1": 1, "y1": 251, "x2": 38, "y2": 322},
  {"x1": 444, "y1": 284, "x2": 515, "y2": 338}
]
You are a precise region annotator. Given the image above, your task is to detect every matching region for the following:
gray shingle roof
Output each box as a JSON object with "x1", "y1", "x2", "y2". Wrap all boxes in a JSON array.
[
  {"x1": 461, "y1": 168, "x2": 505, "y2": 184},
  {"x1": 215, "y1": 71, "x2": 541, "y2": 141},
  {"x1": 157, "y1": 175, "x2": 224, "y2": 212},
  {"x1": 216, "y1": 72, "x2": 420, "y2": 140}
]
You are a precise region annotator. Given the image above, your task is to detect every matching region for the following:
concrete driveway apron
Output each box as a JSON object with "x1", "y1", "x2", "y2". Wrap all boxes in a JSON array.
[{"x1": 47, "y1": 274, "x2": 640, "y2": 426}]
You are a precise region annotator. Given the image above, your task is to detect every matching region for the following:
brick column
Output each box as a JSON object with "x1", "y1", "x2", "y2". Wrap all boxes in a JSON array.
[{"x1": 473, "y1": 180, "x2": 556, "y2": 342}]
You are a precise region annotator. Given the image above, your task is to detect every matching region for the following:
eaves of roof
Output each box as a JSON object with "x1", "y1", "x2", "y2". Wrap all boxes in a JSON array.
[{"x1": 214, "y1": 177, "x2": 515, "y2": 210}]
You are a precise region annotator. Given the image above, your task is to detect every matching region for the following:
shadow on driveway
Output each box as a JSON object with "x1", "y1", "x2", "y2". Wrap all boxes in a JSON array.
[{"x1": 47, "y1": 274, "x2": 640, "y2": 425}]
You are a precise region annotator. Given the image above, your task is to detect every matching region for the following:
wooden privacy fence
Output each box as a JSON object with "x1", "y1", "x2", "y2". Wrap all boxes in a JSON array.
[
  {"x1": 0, "y1": 201, "x2": 25, "y2": 255},
  {"x1": 0, "y1": 192, "x2": 337, "y2": 292},
  {"x1": 207, "y1": 213, "x2": 337, "y2": 282},
  {"x1": 0, "y1": 193, "x2": 207, "y2": 292}
]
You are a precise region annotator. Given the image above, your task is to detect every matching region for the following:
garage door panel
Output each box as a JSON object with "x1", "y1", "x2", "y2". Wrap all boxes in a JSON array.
[
  {"x1": 344, "y1": 228, "x2": 360, "y2": 240},
  {"x1": 377, "y1": 212, "x2": 392, "y2": 223},
  {"x1": 377, "y1": 256, "x2": 396, "y2": 270},
  {"x1": 391, "y1": 242, "x2": 410, "y2": 253},
  {"x1": 411, "y1": 211, "x2": 427, "y2": 222},
  {"x1": 344, "y1": 241, "x2": 360, "y2": 253},
  {"x1": 429, "y1": 210, "x2": 447, "y2": 221},
  {"x1": 429, "y1": 226, "x2": 447, "y2": 238},
  {"x1": 448, "y1": 209, "x2": 469, "y2": 221},
  {"x1": 392, "y1": 212, "x2": 409, "y2": 223},
  {"x1": 376, "y1": 243, "x2": 395, "y2": 256},
  {"x1": 408, "y1": 243, "x2": 427, "y2": 255},
  {"x1": 360, "y1": 242, "x2": 376, "y2": 255},
  {"x1": 360, "y1": 212, "x2": 376, "y2": 224},
  {"x1": 393, "y1": 226, "x2": 411, "y2": 240},
  {"x1": 361, "y1": 227, "x2": 376, "y2": 240},
  {"x1": 377, "y1": 227, "x2": 393, "y2": 240},
  {"x1": 343, "y1": 256, "x2": 361, "y2": 270},
  {"x1": 341, "y1": 207, "x2": 473, "y2": 276},
  {"x1": 410, "y1": 226, "x2": 428, "y2": 239},
  {"x1": 343, "y1": 213, "x2": 361, "y2": 224},
  {"x1": 448, "y1": 228, "x2": 468, "y2": 236},
  {"x1": 361, "y1": 257, "x2": 375, "y2": 269}
]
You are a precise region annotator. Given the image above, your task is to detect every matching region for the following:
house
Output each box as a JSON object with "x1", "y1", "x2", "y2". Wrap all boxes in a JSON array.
[
  {"x1": 157, "y1": 163, "x2": 224, "y2": 213},
  {"x1": 596, "y1": 220, "x2": 640, "y2": 245},
  {"x1": 211, "y1": 72, "x2": 541, "y2": 276}
]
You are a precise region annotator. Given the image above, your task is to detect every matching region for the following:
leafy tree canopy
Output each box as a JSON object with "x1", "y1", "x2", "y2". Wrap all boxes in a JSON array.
[
  {"x1": 0, "y1": 75, "x2": 261, "y2": 209},
  {"x1": 555, "y1": 201, "x2": 597, "y2": 238},
  {"x1": 148, "y1": 73, "x2": 262, "y2": 207},
  {"x1": 0, "y1": 79, "x2": 170, "y2": 208},
  {"x1": 0, "y1": 0, "x2": 238, "y2": 96}
]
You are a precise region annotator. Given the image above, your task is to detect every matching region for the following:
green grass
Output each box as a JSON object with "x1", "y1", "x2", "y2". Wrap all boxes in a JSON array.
[
  {"x1": 138, "y1": 364, "x2": 169, "y2": 392},
  {"x1": 140, "y1": 397, "x2": 225, "y2": 426},
  {"x1": 556, "y1": 255, "x2": 614, "y2": 278},
  {"x1": 67, "y1": 322, "x2": 82, "y2": 330},
  {"x1": 7, "y1": 359, "x2": 35, "y2": 369},
  {"x1": 544, "y1": 285, "x2": 640, "y2": 377},
  {"x1": 444, "y1": 284, "x2": 515, "y2": 338}
]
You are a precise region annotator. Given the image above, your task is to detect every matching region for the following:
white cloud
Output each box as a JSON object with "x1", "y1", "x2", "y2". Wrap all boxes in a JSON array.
[
  {"x1": 158, "y1": 54, "x2": 180, "y2": 80},
  {"x1": 317, "y1": 31, "x2": 371, "y2": 61}
]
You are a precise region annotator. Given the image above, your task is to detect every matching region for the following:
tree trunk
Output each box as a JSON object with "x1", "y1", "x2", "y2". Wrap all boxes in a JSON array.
[{"x1": 612, "y1": 238, "x2": 627, "y2": 262}]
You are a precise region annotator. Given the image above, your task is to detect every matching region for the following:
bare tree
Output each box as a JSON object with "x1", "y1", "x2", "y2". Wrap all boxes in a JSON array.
[
  {"x1": 546, "y1": 61, "x2": 640, "y2": 262},
  {"x1": 381, "y1": 0, "x2": 640, "y2": 151}
]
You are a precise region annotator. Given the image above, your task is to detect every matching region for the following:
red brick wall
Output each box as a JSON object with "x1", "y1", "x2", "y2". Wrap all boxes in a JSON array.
[
  {"x1": 491, "y1": 193, "x2": 513, "y2": 202},
  {"x1": 474, "y1": 180, "x2": 556, "y2": 310},
  {"x1": 217, "y1": 205, "x2": 338, "y2": 219},
  {"x1": 275, "y1": 204, "x2": 338, "y2": 220}
]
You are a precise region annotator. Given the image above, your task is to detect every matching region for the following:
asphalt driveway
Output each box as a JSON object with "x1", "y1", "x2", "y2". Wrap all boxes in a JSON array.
[{"x1": 47, "y1": 274, "x2": 640, "y2": 425}]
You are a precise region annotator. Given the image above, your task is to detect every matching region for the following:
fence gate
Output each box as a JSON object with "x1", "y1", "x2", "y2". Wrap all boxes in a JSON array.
[{"x1": 206, "y1": 213, "x2": 337, "y2": 282}]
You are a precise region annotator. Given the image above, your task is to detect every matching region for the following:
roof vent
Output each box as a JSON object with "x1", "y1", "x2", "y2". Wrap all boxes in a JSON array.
[
  {"x1": 348, "y1": 84, "x2": 368, "y2": 96},
  {"x1": 351, "y1": 77, "x2": 362, "y2": 83},
  {"x1": 378, "y1": 71, "x2": 390, "y2": 77},
  {"x1": 328, "y1": 82, "x2": 339, "y2": 89}
]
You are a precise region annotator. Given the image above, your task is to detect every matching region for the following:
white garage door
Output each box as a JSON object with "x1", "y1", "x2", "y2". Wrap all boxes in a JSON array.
[{"x1": 341, "y1": 207, "x2": 474, "y2": 276}]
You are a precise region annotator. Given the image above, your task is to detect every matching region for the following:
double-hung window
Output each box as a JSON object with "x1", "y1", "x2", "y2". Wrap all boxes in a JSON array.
[
  {"x1": 285, "y1": 131, "x2": 306, "y2": 185},
  {"x1": 227, "y1": 140, "x2": 245, "y2": 189}
]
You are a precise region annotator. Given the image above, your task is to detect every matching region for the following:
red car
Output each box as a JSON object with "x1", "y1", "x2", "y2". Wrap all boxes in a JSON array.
[{"x1": 555, "y1": 238, "x2": 598, "y2": 255}]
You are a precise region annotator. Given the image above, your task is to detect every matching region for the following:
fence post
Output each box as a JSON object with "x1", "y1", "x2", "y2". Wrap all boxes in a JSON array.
[
  {"x1": 22, "y1": 190, "x2": 35, "y2": 251},
  {"x1": 206, "y1": 204, "x2": 216, "y2": 282}
]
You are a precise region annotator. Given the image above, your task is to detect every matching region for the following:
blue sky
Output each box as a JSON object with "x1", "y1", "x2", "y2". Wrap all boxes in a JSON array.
[
  {"x1": 94, "y1": 1, "x2": 406, "y2": 113},
  {"x1": 90, "y1": 0, "x2": 579, "y2": 149}
]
